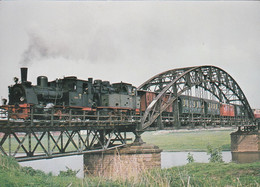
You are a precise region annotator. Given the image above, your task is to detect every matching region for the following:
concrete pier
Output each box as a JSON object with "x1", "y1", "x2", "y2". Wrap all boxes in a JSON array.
[
  {"x1": 83, "y1": 143, "x2": 162, "y2": 179},
  {"x1": 230, "y1": 130, "x2": 260, "y2": 163}
]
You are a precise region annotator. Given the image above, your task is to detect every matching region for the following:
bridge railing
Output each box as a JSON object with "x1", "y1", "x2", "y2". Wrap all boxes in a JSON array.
[
  {"x1": 0, "y1": 105, "x2": 142, "y2": 130},
  {"x1": 0, "y1": 105, "x2": 254, "y2": 131}
]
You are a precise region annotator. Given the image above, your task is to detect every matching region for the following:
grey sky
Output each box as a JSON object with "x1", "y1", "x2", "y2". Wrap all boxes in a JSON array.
[{"x1": 0, "y1": 2, "x2": 259, "y2": 108}]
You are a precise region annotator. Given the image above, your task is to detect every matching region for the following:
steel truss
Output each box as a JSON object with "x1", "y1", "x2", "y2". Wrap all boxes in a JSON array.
[
  {"x1": 0, "y1": 127, "x2": 130, "y2": 162},
  {"x1": 0, "y1": 109, "x2": 137, "y2": 161},
  {"x1": 138, "y1": 65, "x2": 255, "y2": 130}
]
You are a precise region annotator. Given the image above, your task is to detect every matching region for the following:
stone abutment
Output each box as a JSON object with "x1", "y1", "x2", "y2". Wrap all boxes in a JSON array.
[
  {"x1": 231, "y1": 130, "x2": 260, "y2": 163},
  {"x1": 83, "y1": 143, "x2": 162, "y2": 179}
]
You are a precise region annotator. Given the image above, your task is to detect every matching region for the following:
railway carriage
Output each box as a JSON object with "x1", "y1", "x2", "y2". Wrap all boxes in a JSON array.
[{"x1": 178, "y1": 95, "x2": 204, "y2": 115}]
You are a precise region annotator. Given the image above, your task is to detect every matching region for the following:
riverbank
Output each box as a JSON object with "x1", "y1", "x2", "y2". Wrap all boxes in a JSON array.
[
  {"x1": 141, "y1": 127, "x2": 235, "y2": 151},
  {"x1": 1, "y1": 155, "x2": 259, "y2": 186}
]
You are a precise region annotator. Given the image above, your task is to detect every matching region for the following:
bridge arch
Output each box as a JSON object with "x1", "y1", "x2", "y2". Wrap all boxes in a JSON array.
[{"x1": 138, "y1": 65, "x2": 254, "y2": 130}]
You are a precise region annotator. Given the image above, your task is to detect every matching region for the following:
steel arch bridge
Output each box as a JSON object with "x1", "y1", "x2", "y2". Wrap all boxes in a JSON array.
[
  {"x1": 137, "y1": 65, "x2": 255, "y2": 131},
  {"x1": 0, "y1": 65, "x2": 256, "y2": 161}
]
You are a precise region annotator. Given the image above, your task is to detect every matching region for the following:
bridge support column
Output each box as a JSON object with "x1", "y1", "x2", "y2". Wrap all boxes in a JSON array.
[
  {"x1": 83, "y1": 143, "x2": 162, "y2": 179},
  {"x1": 230, "y1": 129, "x2": 260, "y2": 163}
]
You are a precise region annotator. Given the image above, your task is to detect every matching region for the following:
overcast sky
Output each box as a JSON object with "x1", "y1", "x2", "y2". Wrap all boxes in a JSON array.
[{"x1": 0, "y1": 1, "x2": 259, "y2": 108}]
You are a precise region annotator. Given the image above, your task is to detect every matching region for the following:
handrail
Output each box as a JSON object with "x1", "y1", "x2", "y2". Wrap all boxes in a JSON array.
[{"x1": 0, "y1": 105, "x2": 141, "y2": 127}]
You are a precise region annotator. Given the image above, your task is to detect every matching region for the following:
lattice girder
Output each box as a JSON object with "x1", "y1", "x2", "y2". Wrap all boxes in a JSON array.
[{"x1": 138, "y1": 65, "x2": 254, "y2": 130}]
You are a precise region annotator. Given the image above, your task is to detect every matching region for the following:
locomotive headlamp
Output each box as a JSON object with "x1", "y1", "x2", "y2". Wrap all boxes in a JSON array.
[
  {"x1": 14, "y1": 77, "x2": 19, "y2": 84},
  {"x1": 20, "y1": 97, "x2": 25, "y2": 102}
]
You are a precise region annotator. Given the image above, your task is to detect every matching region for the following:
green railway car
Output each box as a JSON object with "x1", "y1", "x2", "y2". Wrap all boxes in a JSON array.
[{"x1": 179, "y1": 95, "x2": 204, "y2": 115}]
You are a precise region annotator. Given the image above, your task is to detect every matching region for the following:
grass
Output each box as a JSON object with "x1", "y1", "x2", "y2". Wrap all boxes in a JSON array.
[
  {"x1": 141, "y1": 128, "x2": 234, "y2": 151},
  {"x1": 0, "y1": 154, "x2": 259, "y2": 186},
  {"x1": 138, "y1": 162, "x2": 260, "y2": 187},
  {"x1": 0, "y1": 155, "x2": 79, "y2": 186}
]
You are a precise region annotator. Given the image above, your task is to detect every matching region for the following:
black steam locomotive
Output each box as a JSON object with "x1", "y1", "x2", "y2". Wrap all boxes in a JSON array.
[{"x1": 3, "y1": 68, "x2": 140, "y2": 119}]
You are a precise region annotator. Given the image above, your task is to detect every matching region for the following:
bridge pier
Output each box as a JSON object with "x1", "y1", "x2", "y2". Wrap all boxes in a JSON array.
[
  {"x1": 83, "y1": 143, "x2": 162, "y2": 179},
  {"x1": 231, "y1": 128, "x2": 260, "y2": 163}
]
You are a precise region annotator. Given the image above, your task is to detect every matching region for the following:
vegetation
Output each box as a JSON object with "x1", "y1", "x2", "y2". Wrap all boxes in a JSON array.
[
  {"x1": 58, "y1": 166, "x2": 80, "y2": 177},
  {"x1": 141, "y1": 128, "x2": 234, "y2": 151},
  {"x1": 0, "y1": 155, "x2": 79, "y2": 186},
  {"x1": 137, "y1": 162, "x2": 260, "y2": 187},
  {"x1": 0, "y1": 154, "x2": 259, "y2": 186},
  {"x1": 1, "y1": 128, "x2": 259, "y2": 186},
  {"x1": 207, "y1": 144, "x2": 223, "y2": 163},
  {"x1": 186, "y1": 152, "x2": 195, "y2": 163}
]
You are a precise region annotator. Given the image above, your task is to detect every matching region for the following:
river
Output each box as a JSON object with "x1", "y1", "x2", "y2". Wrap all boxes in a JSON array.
[{"x1": 20, "y1": 151, "x2": 232, "y2": 178}]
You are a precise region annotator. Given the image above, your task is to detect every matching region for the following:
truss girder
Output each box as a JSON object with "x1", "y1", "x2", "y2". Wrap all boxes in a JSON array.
[
  {"x1": 0, "y1": 128, "x2": 128, "y2": 161},
  {"x1": 138, "y1": 65, "x2": 254, "y2": 130}
]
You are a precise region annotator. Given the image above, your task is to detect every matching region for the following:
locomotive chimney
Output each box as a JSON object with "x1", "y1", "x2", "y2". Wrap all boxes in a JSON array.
[{"x1": 21, "y1": 67, "x2": 28, "y2": 83}]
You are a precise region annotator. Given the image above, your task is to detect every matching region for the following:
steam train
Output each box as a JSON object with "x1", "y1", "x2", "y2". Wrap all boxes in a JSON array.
[
  {"x1": 0, "y1": 68, "x2": 253, "y2": 124},
  {"x1": 2, "y1": 68, "x2": 140, "y2": 119}
]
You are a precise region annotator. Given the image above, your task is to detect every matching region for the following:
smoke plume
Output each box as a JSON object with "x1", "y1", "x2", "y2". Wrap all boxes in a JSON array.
[{"x1": 20, "y1": 28, "x2": 118, "y2": 66}]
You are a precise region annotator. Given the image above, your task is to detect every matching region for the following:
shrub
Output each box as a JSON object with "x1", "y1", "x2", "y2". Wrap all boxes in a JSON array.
[
  {"x1": 21, "y1": 166, "x2": 45, "y2": 176},
  {"x1": 58, "y1": 166, "x2": 79, "y2": 177},
  {"x1": 186, "y1": 152, "x2": 194, "y2": 163},
  {"x1": 206, "y1": 144, "x2": 223, "y2": 163}
]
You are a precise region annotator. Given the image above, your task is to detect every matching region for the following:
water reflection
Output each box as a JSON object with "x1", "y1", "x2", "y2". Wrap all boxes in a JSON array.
[
  {"x1": 232, "y1": 152, "x2": 260, "y2": 163},
  {"x1": 20, "y1": 151, "x2": 232, "y2": 178}
]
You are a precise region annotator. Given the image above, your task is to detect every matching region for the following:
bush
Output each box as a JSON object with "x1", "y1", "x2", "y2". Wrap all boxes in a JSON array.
[
  {"x1": 206, "y1": 144, "x2": 223, "y2": 163},
  {"x1": 21, "y1": 166, "x2": 45, "y2": 176},
  {"x1": 58, "y1": 166, "x2": 79, "y2": 177},
  {"x1": 186, "y1": 152, "x2": 194, "y2": 163},
  {"x1": 0, "y1": 155, "x2": 20, "y2": 170}
]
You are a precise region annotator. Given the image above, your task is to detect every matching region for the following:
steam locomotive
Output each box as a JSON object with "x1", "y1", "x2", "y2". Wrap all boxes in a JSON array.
[{"x1": 2, "y1": 68, "x2": 140, "y2": 119}]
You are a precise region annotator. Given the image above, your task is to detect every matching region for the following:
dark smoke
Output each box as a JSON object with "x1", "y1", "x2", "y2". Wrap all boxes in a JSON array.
[
  {"x1": 20, "y1": 33, "x2": 55, "y2": 65},
  {"x1": 20, "y1": 29, "x2": 118, "y2": 66}
]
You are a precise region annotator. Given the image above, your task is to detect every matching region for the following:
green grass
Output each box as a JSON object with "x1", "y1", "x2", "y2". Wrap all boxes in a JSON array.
[
  {"x1": 138, "y1": 162, "x2": 260, "y2": 187},
  {"x1": 141, "y1": 129, "x2": 234, "y2": 151},
  {"x1": 1, "y1": 154, "x2": 259, "y2": 186},
  {"x1": 0, "y1": 155, "x2": 80, "y2": 186}
]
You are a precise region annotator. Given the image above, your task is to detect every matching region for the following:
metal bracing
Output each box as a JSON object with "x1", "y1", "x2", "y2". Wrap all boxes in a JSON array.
[
  {"x1": 0, "y1": 128, "x2": 130, "y2": 162},
  {"x1": 0, "y1": 109, "x2": 137, "y2": 161},
  {"x1": 138, "y1": 65, "x2": 254, "y2": 130}
]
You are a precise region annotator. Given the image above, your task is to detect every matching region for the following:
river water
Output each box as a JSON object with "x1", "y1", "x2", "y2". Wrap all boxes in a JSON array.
[{"x1": 20, "y1": 151, "x2": 232, "y2": 178}]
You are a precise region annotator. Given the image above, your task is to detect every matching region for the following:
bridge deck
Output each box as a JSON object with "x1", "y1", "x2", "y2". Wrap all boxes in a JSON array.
[{"x1": 0, "y1": 119, "x2": 138, "y2": 132}]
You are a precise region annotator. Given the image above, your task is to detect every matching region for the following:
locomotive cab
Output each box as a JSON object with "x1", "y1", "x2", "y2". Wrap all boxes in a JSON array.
[{"x1": 61, "y1": 77, "x2": 94, "y2": 108}]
